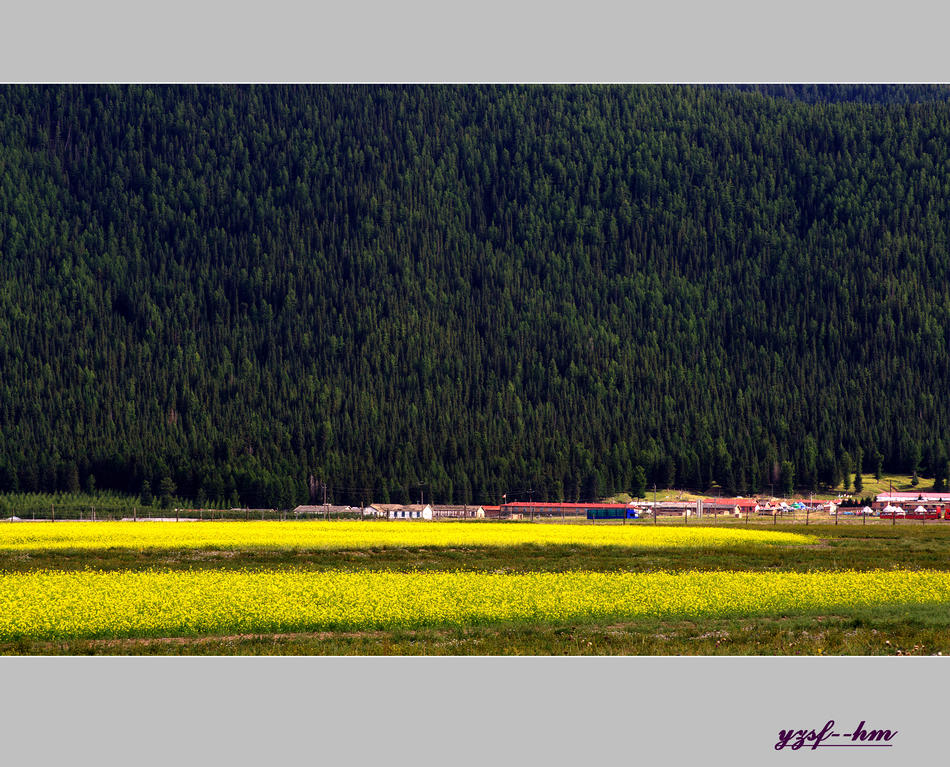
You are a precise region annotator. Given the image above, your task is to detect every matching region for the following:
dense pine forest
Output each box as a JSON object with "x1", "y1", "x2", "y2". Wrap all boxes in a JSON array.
[{"x1": 2, "y1": 84, "x2": 950, "y2": 507}]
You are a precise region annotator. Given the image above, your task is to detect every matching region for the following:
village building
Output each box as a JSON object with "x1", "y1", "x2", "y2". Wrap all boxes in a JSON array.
[
  {"x1": 499, "y1": 501, "x2": 636, "y2": 519},
  {"x1": 368, "y1": 503, "x2": 433, "y2": 520},
  {"x1": 759, "y1": 499, "x2": 838, "y2": 515},
  {"x1": 430, "y1": 505, "x2": 485, "y2": 519},
  {"x1": 701, "y1": 497, "x2": 759, "y2": 517},
  {"x1": 293, "y1": 505, "x2": 364, "y2": 517},
  {"x1": 651, "y1": 501, "x2": 695, "y2": 517},
  {"x1": 873, "y1": 492, "x2": 950, "y2": 512}
]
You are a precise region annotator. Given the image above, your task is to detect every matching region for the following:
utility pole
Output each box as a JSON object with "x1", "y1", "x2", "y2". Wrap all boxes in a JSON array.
[
  {"x1": 653, "y1": 484, "x2": 657, "y2": 525},
  {"x1": 324, "y1": 481, "x2": 328, "y2": 521},
  {"x1": 890, "y1": 479, "x2": 895, "y2": 527}
]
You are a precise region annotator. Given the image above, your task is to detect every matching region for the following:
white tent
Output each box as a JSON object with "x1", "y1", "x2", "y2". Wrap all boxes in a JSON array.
[
  {"x1": 883, "y1": 504, "x2": 903, "y2": 515},
  {"x1": 915, "y1": 506, "x2": 928, "y2": 514},
  {"x1": 861, "y1": 506, "x2": 873, "y2": 516}
]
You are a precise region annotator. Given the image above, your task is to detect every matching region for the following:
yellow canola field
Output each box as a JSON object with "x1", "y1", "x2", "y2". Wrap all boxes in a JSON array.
[
  {"x1": 0, "y1": 520, "x2": 815, "y2": 552},
  {"x1": 1, "y1": 569, "x2": 947, "y2": 640}
]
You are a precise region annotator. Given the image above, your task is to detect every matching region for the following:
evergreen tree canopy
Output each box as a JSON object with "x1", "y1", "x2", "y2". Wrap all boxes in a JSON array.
[{"x1": 1, "y1": 85, "x2": 950, "y2": 504}]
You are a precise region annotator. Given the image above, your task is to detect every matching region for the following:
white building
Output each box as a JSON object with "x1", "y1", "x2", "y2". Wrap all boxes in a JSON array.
[
  {"x1": 369, "y1": 504, "x2": 433, "y2": 520},
  {"x1": 431, "y1": 505, "x2": 485, "y2": 519}
]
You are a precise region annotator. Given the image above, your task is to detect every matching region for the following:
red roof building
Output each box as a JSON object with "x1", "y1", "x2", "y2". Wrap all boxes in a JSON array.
[
  {"x1": 702, "y1": 497, "x2": 759, "y2": 508},
  {"x1": 499, "y1": 502, "x2": 635, "y2": 517}
]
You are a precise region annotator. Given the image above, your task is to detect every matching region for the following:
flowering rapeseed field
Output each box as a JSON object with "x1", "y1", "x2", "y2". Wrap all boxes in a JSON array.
[
  {"x1": 0, "y1": 520, "x2": 814, "y2": 552},
  {"x1": 1, "y1": 568, "x2": 947, "y2": 640}
]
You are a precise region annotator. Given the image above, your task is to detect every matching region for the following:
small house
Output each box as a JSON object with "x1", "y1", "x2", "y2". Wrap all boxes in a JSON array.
[
  {"x1": 431, "y1": 505, "x2": 485, "y2": 519},
  {"x1": 293, "y1": 505, "x2": 363, "y2": 517},
  {"x1": 702, "y1": 497, "x2": 759, "y2": 517},
  {"x1": 369, "y1": 504, "x2": 434, "y2": 520}
]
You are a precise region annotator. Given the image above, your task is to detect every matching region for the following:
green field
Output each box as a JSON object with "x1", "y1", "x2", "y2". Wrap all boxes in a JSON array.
[{"x1": 1, "y1": 516, "x2": 949, "y2": 655}]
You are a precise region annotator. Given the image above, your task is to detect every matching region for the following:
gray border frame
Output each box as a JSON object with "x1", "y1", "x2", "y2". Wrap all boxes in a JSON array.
[
  {"x1": 1, "y1": 0, "x2": 950, "y2": 81},
  {"x1": 1, "y1": 0, "x2": 948, "y2": 762},
  {"x1": 1, "y1": 657, "x2": 946, "y2": 763}
]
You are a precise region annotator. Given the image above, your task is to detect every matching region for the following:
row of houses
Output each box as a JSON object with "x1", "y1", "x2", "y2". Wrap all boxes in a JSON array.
[
  {"x1": 295, "y1": 501, "x2": 661, "y2": 520},
  {"x1": 293, "y1": 504, "x2": 488, "y2": 520},
  {"x1": 501, "y1": 498, "x2": 833, "y2": 518},
  {"x1": 290, "y1": 499, "x2": 819, "y2": 520},
  {"x1": 292, "y1": 499, "x2": 823, "y2": 520},
  {"x1": 293, "y1": 492, "x2": 950, "y2": 521},
  {"x1": 871, "y1": 492, "x2": 950, "y2": 512}
]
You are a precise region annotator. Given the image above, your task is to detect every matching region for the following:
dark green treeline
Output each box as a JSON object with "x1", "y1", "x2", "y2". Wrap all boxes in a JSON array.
[{"x1": 1, "y1": 85, "x2": 949, "y2": 507}]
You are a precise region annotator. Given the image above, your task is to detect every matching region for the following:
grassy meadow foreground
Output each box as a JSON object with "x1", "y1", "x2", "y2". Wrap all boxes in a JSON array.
[{"x1": 2, "y1": 518, "x2": 950, "y2": 655}]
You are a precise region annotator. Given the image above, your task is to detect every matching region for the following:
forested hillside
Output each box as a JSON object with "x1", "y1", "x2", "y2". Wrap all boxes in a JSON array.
[
  {"x1": 2, "y1": 85, "x2": 950, "y2": 507},
  {"x1": 724, "y1": 84, "x2": 950, "y2": 104}
]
